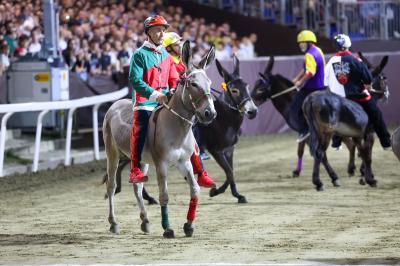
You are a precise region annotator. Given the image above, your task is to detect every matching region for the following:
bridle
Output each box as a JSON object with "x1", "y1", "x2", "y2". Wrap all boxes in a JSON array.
[
  {"x1": 224, "y1": 79, "x2": 252, "y2": 114},
  {"x1": 163, "y1": 69, "x2": 211, "y2": 125},
  {"x1": 256, "y1": 76, "x2": 298, "y2": 101}
]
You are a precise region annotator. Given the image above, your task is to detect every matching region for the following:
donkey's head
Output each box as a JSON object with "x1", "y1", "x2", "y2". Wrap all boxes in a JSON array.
[
  {"x1": 251, "y1": 56, "x2": 276, "y2": 106},
  {"x1": 358, "y1": 52, "x2": 389, "y2": 102},
  {"x1": 215, "y1": 55, "x2": 258, "y2": 119},
  {"x1": 180, "y1": 40, "x2": 217, "y2": 124}
]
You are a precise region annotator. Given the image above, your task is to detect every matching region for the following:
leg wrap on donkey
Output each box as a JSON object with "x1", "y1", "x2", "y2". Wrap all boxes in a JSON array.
[
  {"x1": 187, "y1": 197, "x2": 198, "y2": 222},
  {"x1": 161, "y1": 206, "x2": 170, "y2": 230}
]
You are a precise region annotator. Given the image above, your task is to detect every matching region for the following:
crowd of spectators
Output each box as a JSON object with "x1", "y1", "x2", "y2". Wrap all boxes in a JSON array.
[{"x1": 0, "y1": 0, "x2": 258, "y2": 79}]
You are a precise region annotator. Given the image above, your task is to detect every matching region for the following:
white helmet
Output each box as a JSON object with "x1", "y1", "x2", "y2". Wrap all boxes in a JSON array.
[{"x1": 333, "y1": 34, "x2": 352, "y2": 50}]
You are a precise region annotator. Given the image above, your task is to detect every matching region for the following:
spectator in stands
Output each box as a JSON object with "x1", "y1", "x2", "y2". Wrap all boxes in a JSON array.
[
  {"x1": 99, "y1": 42, "x2": 112, "y2": 76},
  {"x1": 62, "y1": 39, "x2": 76, "y2": 69},
  {"x1": 290, "y1": 30, "x2": 326, "y2": 142},
  {"x1": 0, "y1": 40, "x2": 10, "y2": 76},
  {"x1": 14, "y1": 34, "x2": 29, "y2": 57},
  {"x1": 28, "y1": 29, "x2": 41, "y2": 56}
]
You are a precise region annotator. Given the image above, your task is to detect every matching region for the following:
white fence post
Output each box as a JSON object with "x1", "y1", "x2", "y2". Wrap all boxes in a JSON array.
[
  {"x1": 0, "y1": 112, "x2": 14, "y2": 177},
  {"x1": 33, "y1": 110, "x2": 50, "y2": 172},
  {"x1": 64, "y1": 106, "x2": 77, "y2": 166},
  {"x1": 92, "y1": 103, "x2": 101, "y2": 160}
]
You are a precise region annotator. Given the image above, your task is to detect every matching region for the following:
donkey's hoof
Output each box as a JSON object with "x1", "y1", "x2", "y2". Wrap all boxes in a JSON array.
[
  {"x1": 348, "y1": 167, "x2": 356, "y2": 177},
  {"x1": 292, "y1": 170, "x2": 300, "y2": 177},
  {"x1": 315, "y1": 184, "x2": 324, "y2": 192},
  {"x1": 332, "y1": 179, "x2": 341, "y2": 187},
  {"x1": 209, "y1": 187, "x2": 219, "y2": 197},
  {"x1": 163, "y1": 228, "x2": 175, "y2": 238},
  {"x1": 141, "y1": 221, "x2": 150, "y2": 234},
  {"x1": 109, "y1": 223, "x2": 120, "y2": 234},
  {"x1": 238, "y1": 196, "x2": 248, "y2": 204},
  {"x1": 147, "y1": 198, "x2": 159, "y2": 205},
  {"x1": 359, "y1": 178, "x2": 366, "y2": 185},
  {"x1": 367, "y1": 180, "x2": 377, "y2": 187},
  {"x1": 183, "y1": 223, "x2": 194, "y2": 237}
]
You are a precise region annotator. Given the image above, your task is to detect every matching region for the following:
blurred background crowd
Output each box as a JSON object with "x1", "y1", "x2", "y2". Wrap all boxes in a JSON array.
[{"x1": 0, "y1": 0, "x2": 258, "y2": 79}]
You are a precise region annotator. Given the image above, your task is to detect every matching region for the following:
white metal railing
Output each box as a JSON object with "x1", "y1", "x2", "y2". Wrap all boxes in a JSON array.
[{"x1": 0, "y1": 87, "x2": 129, "y2": 177}]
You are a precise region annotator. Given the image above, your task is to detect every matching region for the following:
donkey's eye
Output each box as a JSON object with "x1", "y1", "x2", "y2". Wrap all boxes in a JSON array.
[
  {"x1": 190, "y1": 82, "x2": 198, "y2": 88},
  {"x1": 231, "y1": 89, "x2": 240, "y2": 95}
]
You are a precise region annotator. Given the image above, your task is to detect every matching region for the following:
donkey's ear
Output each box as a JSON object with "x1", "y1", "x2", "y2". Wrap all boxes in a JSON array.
[
  {"x1": 379, "y1": 55, "x2": 389, "y2": 71},
  {"x1": 371, "y1": 56, "x2": 389, "y2": 77},
  {"x1": 215, "y1": 59, "x2": 230, "y2": 80},
  {"x1": 264, "y1": 56, "x2": 274, "y2": 75},
  {"x1": 233, "y1": 53, "x2": 240, "y2": 76},
  {"x1": 182, "y1": 40, "x2": 192, "y2": 69},
  {"x1": 198, "y1": 45, "x2": 215, "y2": 70},
  {"x1": 357, "y1": 51, "x2": 372, "y2": 68},
  {"x1": 259, "y1": 72, "x2": 268, "y2": 80}
]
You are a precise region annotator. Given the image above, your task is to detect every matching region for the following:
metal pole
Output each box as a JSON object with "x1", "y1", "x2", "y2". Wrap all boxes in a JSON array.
[
  {"x1": 324, "y1": 0, "x2": 331, "y2": 38},
  {"x1": 280, "y1": 0, "x2": 286, "y2": 25}
]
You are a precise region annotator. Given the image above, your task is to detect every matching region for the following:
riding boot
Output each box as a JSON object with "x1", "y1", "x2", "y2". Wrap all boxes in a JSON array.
[{"x1": 191, "y1": 145, "x2": 215, "y2": 188}]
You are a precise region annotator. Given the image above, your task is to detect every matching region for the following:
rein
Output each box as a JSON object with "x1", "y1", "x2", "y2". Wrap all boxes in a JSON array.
[
  {"x1": 270, "y1": 85, "x2": 298, "y2": 99},
  {"x1": 162, "y1": 102, "x2": 193, "y2": 125}
]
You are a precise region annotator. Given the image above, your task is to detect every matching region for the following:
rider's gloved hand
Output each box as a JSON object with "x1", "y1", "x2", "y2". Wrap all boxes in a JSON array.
[{"x1": 156, "y1": 94, "x2": 168, "y2": 104}]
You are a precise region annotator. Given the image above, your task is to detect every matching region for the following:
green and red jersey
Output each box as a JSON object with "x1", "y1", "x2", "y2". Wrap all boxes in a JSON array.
[{"x1": 128, "y1": 41, "x2": 179, "y2": 110}]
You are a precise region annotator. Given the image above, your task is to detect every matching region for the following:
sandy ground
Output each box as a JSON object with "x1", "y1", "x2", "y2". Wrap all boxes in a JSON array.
[{"x1": 0, "y1": 133, "x2": 400, "y2": 265}]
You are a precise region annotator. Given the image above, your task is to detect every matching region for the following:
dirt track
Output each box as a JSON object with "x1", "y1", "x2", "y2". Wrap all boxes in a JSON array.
[{"x1": 1, "y1": 133, "x2": 400, "y2": 265}]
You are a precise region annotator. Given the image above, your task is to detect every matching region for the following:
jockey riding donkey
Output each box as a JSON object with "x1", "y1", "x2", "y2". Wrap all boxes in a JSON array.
[
  {"x1": 129, "y1": 16, "x2": 215, "y2": 188},
  {"x1": 325, "y1": 34, "x2": 392, "y2": 151},
  {"x1": 302, "y1": 33, "x2": 392, "y2": 190},
  {"x1": 290, "y1": 30, "x2": 326, "y2": 143},
  {"x1": 103, "y1": 15, "x2": 217, "y2": 238}
]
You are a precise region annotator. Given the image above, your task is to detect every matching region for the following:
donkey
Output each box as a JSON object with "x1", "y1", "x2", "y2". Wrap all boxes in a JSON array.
[
  {"x1": 103, "y1": 55, "x2": 258, "y2": 204},
  {"x1": 251, "y1": 55, "x2": 389, "y2": 179},
  {"x1": 302, "y1": 90, "x2": 375, "y2": 191},
  {"x1": 196, "y1": 56, "x2": 258, "y2": 203},
  {"x1": 103, "y1": 40, "x2": 216, "y2": 238}
]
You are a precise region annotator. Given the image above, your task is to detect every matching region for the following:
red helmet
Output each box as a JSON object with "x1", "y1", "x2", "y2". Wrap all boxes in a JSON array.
[{"x1": 144, "y1": 15, "x2": 170, "y2": 33}]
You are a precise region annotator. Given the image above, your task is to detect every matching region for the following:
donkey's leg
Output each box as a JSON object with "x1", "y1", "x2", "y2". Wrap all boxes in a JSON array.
[
  {"x1": 357, "y1": 133, "x2": 376, "y2": 187},
  {"x1": 342, "y1": 138, "x2": 356, "y2": 177},
  {"x1": 225, "y1": 147, "x2": 247, "y2": 204},
  {"x1": 142, "y1": 187, "x2": 158, "y2": 205},
  {"x1": 312, "y1": 146, "x2": 325, "y2": 191},
  {"x1": 320, "y1": 139, "x2": 340, "y2": 187},
  {"x1": 293, "y1": 140, "x2": 306, "y2": 177},
  {"x1": 177, "y1": 160, "x2": 201, "y2": 237},
  {"x1": 207, "y1": 149, "x2": 235, "y2": 200},
  {"x1": 105, "y1": 147, "x2": 120, "y2": 234},
  {"x1": 155, "y1": 162, "x2": 174, "y2": 238},
  {"x1": 115, "y1": 158, "x2": 129, "y2": 194},
  {"x1": 133, "y1": 182, "x2": 150, "y2": 233}
]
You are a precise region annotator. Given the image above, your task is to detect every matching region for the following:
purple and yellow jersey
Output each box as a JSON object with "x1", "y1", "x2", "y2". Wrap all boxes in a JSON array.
[{"x1": 303, "y1": 45, "x2": 326, "y2": 89}]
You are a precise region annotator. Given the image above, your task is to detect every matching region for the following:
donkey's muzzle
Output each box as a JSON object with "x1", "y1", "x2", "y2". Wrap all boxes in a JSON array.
[{"x1": 198, "y1": 106, "x2": 217, "y2": 125}]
